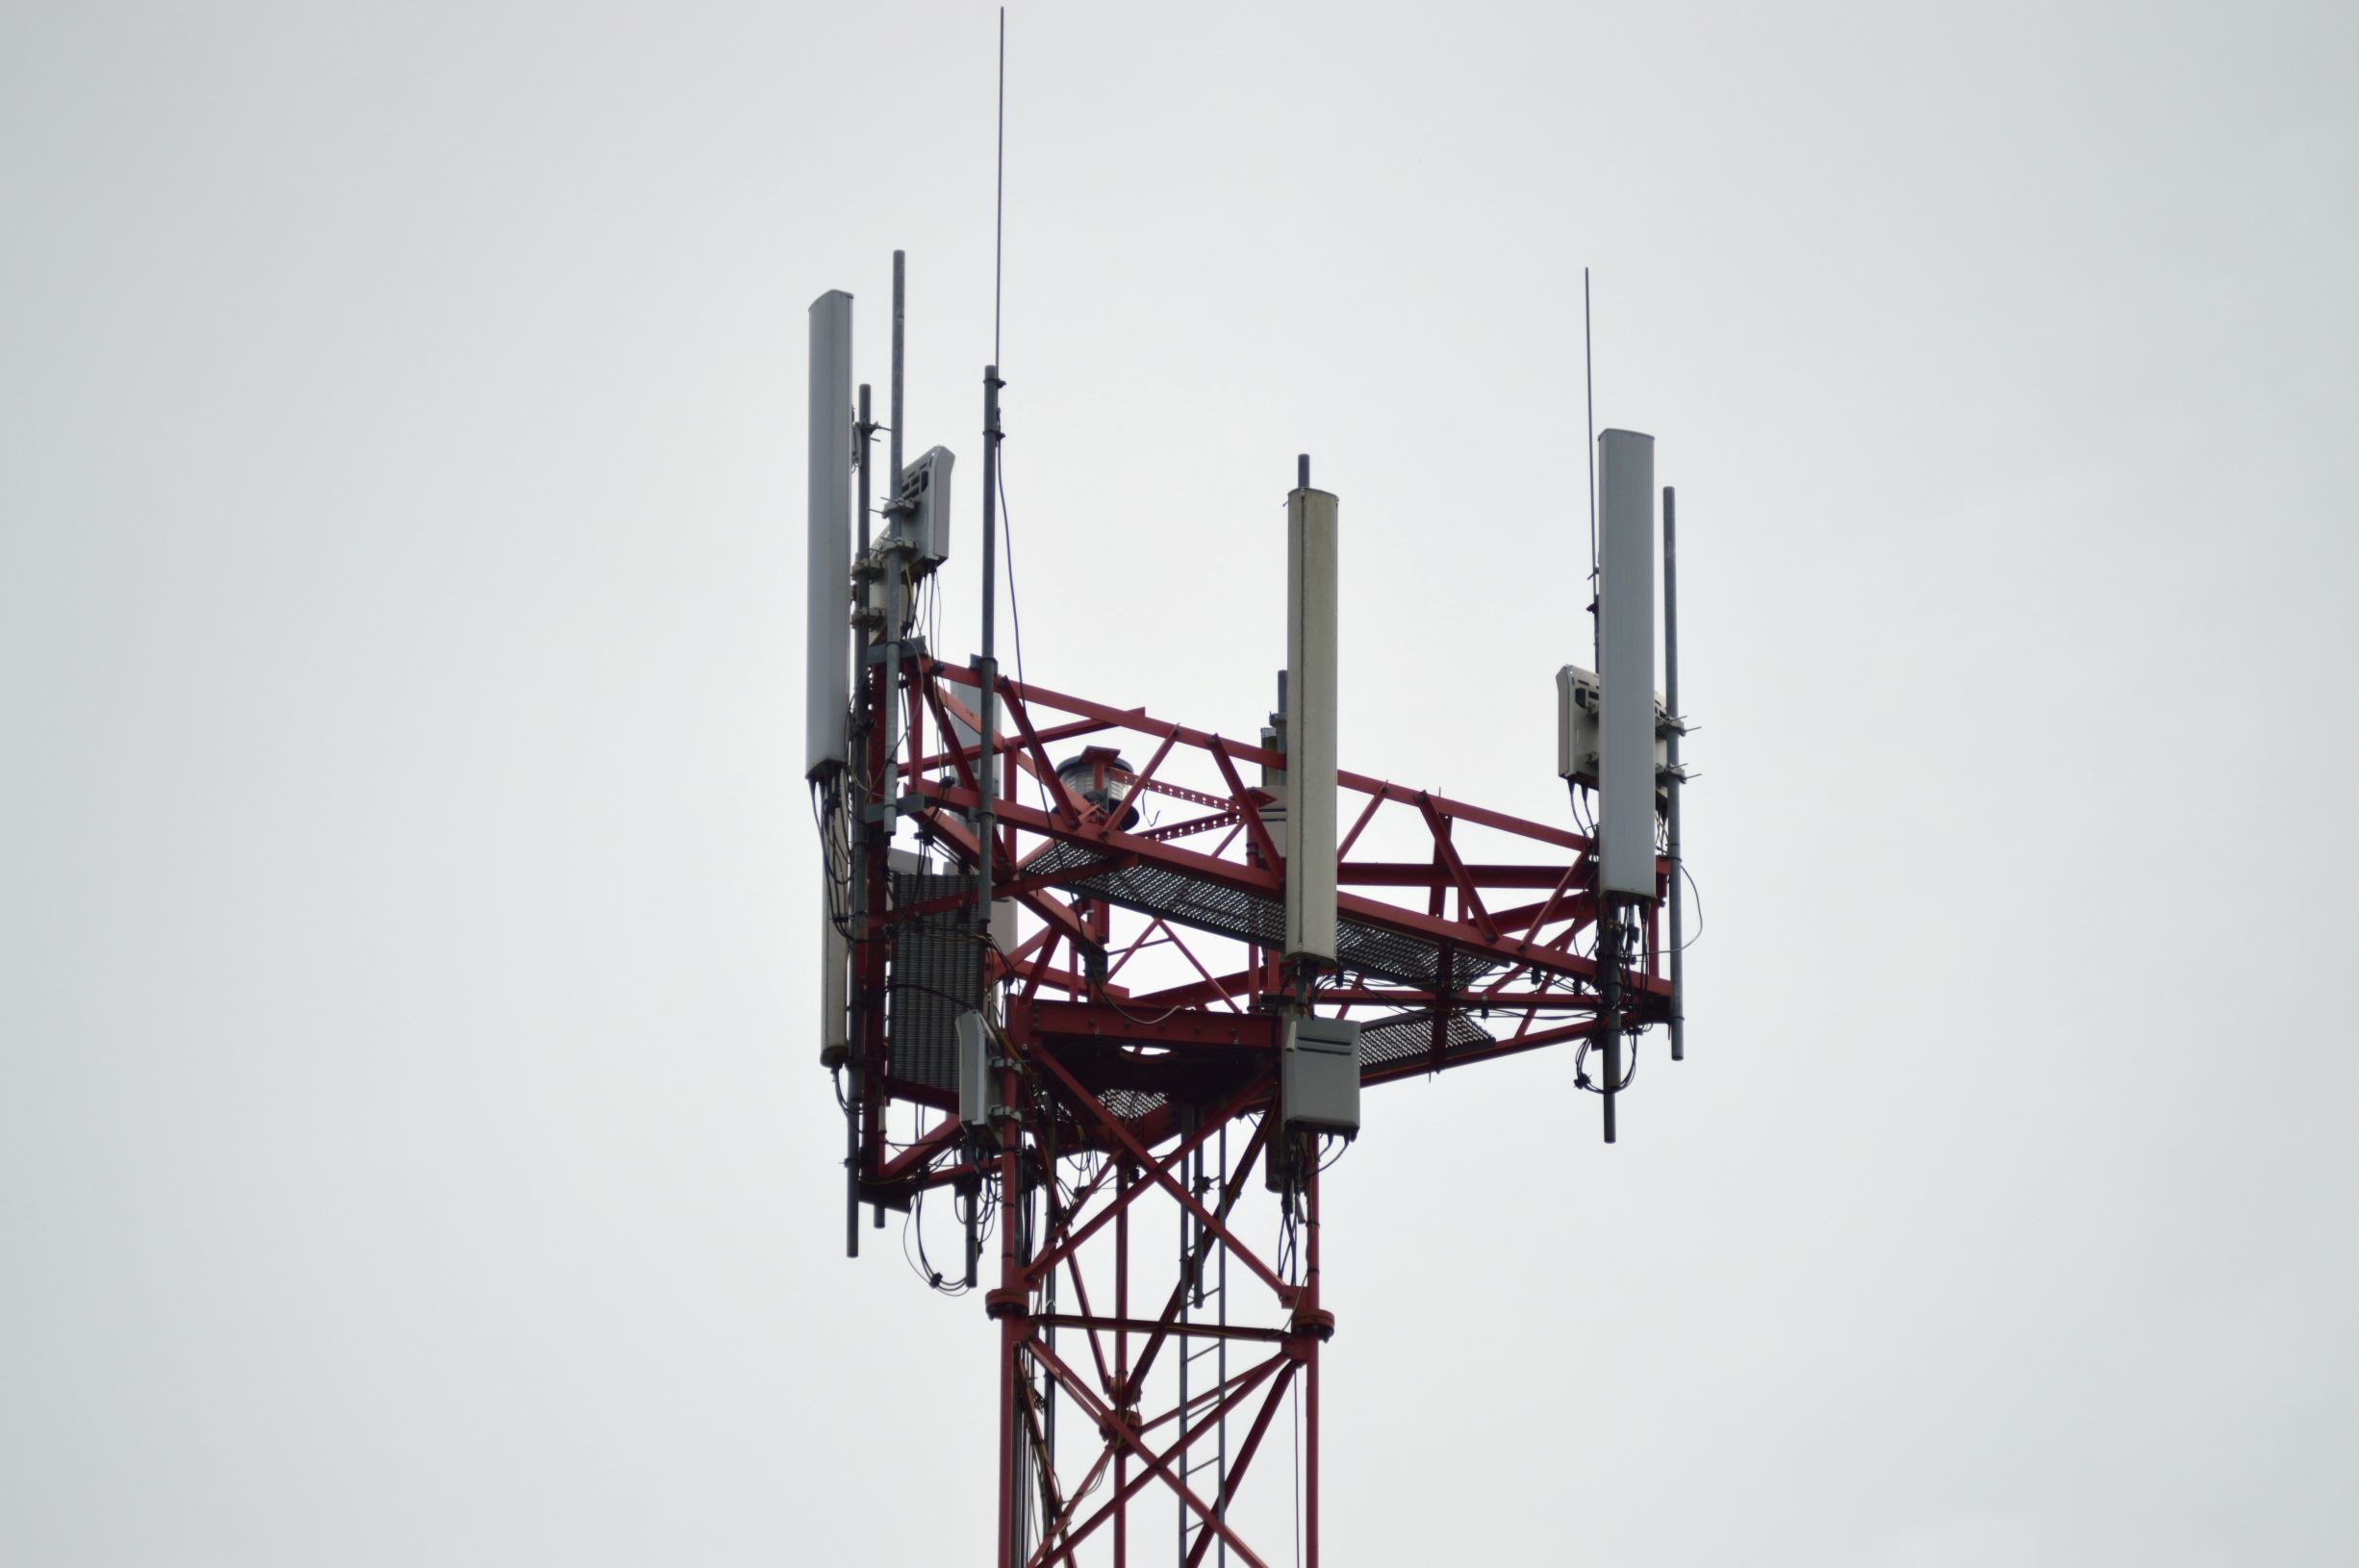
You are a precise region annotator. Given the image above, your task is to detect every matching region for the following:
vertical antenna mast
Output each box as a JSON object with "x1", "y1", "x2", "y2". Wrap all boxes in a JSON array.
[
  {"x1": 1585, "y1": 266, "x2": 1598, "y2": 663},
  {"x1": 1664, "y1": 484, "x2": 1685, "y2": 1062},
  {"x1": 994, "y1": 7, "x2": 1006, "y2": 366},
  {"x1": 975, "y1": 0, "x2": 1008, "y2": 974},
  {"x1": 976, "y1": 0, "x2": 1009, "y2": 1023}
]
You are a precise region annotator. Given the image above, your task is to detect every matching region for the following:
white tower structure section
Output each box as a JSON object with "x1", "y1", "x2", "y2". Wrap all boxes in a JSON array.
[
  {"x1": 1284, "y1": 485, "x2": 1339, "y2": 964},
  {"x1": 804, "y1": 290, "x2": 853, "y2": 780},
  {"x1": 1596, "y1": 429, "x2": 1658, "y2": 900}
]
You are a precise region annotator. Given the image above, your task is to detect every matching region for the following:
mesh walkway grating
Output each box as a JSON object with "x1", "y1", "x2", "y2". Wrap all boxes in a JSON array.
[
  {"x1": 1024, "y1": 843, "x2": 1503, "y2": 991},
  {"x1": 1354, "y1": 1009, "x2": 1498, "y2": 1068},
  {"x1": 890, "y1": 855, "x2": 1549, "y2": 1109}
]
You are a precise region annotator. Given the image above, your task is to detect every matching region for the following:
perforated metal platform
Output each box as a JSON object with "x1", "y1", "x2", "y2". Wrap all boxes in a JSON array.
[
  {"x1": 891, "y1": 856, "x2": 1512, "y2": 1107},
  {"x1": 1354, "y1": 1008, "x2": 1497, "y2": 1068},
  {"x1": 1023, "y1": 843, "x2": 1504, "y2": 991}
]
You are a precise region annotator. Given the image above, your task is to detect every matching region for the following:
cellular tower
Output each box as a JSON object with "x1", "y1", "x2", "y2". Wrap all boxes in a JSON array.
[{"x1": 807, "y1": 255, "x2": 1694, "y2": 1566}]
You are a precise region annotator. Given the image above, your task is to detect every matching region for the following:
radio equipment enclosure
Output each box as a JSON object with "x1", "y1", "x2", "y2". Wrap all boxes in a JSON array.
[
  {"x1": 1281, "y1": 1014, "x2": 1361, "y2": 1137},
  {"x1": 898, "y1": 444, "x2": 955, "y2": 574}
]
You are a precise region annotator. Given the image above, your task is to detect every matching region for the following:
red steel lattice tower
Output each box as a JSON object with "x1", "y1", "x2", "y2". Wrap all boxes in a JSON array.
[{"x1": 808, "y1": 266, "x2": 1689, "y2": 1567}]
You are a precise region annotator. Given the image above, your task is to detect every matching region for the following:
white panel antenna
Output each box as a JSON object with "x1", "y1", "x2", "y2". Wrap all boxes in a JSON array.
[
  {"x1": 805, "y1": 291, "x2": 853, "y2": 779},
  {"x1": 1596, "y1": 429, "x2": 1657, "y2": 899},
  {"x1": 1283, "y1": 483, "x2": 1339, "y2": 965}
]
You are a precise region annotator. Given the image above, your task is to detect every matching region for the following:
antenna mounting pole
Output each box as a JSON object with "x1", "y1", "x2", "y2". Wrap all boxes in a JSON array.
[
  {"x1": 891, "y1": 251, "x2": 906, "y2": 493},
  {"x1": 1664, "y1": 484, "x2": 1685, "y2": 1062}
]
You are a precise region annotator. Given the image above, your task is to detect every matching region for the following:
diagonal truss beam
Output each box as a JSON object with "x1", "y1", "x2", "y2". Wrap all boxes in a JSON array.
[
  {"x1": 1026, "y1": 1334, "x2": 1282, "y2": 1568},
  {"x1": 1035, "y1": 1051, "x2": 1290, "y2": 1301},
  {"x1": 1022, "y1": 1068, "x2": 1277, "y2": 1289}
]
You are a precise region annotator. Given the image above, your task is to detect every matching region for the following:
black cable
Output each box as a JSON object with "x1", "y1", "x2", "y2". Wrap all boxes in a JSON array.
[
  {"x1": 1674, "y1": 860, "x2": 1705, "y2": 949},
  {"x1": 994, "y1": 454, "x2": 1053, "y2": 822},
  {"x1": 906, "y1": 1184, "x2": 975, "y2": 1297}
]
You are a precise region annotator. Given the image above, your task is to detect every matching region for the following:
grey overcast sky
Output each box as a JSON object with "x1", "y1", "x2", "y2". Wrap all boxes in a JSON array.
[{"x1": 4, "y1": 2, "x2": 2356, "y2": 1564}]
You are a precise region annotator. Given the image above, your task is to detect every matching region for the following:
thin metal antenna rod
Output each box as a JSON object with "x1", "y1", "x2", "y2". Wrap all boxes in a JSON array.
[
  {"x1": 1585, "y1": 267, "x2": 1611, "y2": 1141},
  {"x1": 1664, "y1": 484, "x2": 1685, "y2": 1063},
  {"x1": 856, "y1": 384, "x2": 873, "y2": 557},
  {"x1": 977, "y1": 11, "x2": 1010, "y2": 1410},
  {"x1": 994, "y1": 8, "x2": 1006, "y2": 366},
  {"x1": 891, "y1": 251, "x2": 906, "y2": 493},
  {"x1": 1599, "y1": 904, "x2": 1619, "y2": 1144},
  {"x1": 1584, "y1": 266, "x2": 1598, "y2": 666}
]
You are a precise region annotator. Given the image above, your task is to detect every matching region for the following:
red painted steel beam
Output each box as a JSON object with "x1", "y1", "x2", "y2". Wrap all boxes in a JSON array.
[
  {"x1": 924, "y1": 660, "x2": 1596, "y2": 852},
  {"x1": 999, "y1": 680, "x2": 1094, "y2": 825},
  {"x1": 1026, "y1": 1350, "x2": 1285, "y2": 1567},
  {"x1": 1030, "y1": 1439, "x2": 1119, "y2": 1568},
  {"x1": 1014, "y1": 999, "x2": 1281, "y2": 1052},
  {"x1": 1419, "y1": 794, "x2": 1500, "y2": 942},
  {"x1": 1205, "y1": 736, "x2": 1281, "y2": 870},
  {"x1": 1054, "y1": 1248, "x2": 1117, "y2": 1400},
  {"x1": 1336, "y1": 787, "x2": 1385, "y2": 859},
  {"x1": 1014, "y1": 1376, "x2": 1069, "y2": 1556},
  {"x1": 1022, "y1": 1106, "x2": 1227, "y2": 1287},
  {"x1": 1157, "y1": 923, "x2": 1249, "y2": 1014},
  {"x1": 912, "y1": 803, "x2": 1095, "y2": 952},
  {"x1": 1136, "y1": 808, "x2": 1244, "y2": 844},
  {"x1": 906, "y1": 683, "x2": 1113, "y2": 786},
  {"x1": 915, "y1": 775, "x2": 1620, "y2": 986},
  {"x1": 1025, "y1": 1335, "x2": 1280, "y2": 1568},
  {"x1": 916, "y1": 675, "x2": 984, "y2": 797},
  {"x1": 1017, "y1": 929, "x2": 1064, "y2": 1001},
  {"x1": 1103, "y1": 919, "x2": 1172, "y2": 983},
  {"x1": 1182, "y1": 1362, "x2": 1298, "y2": 1568},
  {"x1": 873, "y1": 1116, "x2": 962, "y2": 1183},
  {"x1": 1338, "y1": 861, "x2": 1574, "y2": 888},
  {"x1": 1034, "y1": 1313, "x2": 1289, "y2": 1345},
  {"x1": 1118, "y1": 1119, "x2": 1273, "y2": 1406},
  {"x1": 1122, "y1": 968, "x2": 1260, "y2": 1012},
  {"x1": 1013, "y1": 1070, "x2": 1276, "y2": 1290},
  {"x1": 1112, "y1": 731, "x2": 1178, "y2": 806},
  {"x1": 921, "y1": 682, "x2": 1072, "y2": 822},
  {"x1": 1006, "y1": 957, "x2": 1126, "y2": 1001},
  {"x1": 1035, "y1": 1051, "x2": 1291, "y2": 1301}
]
